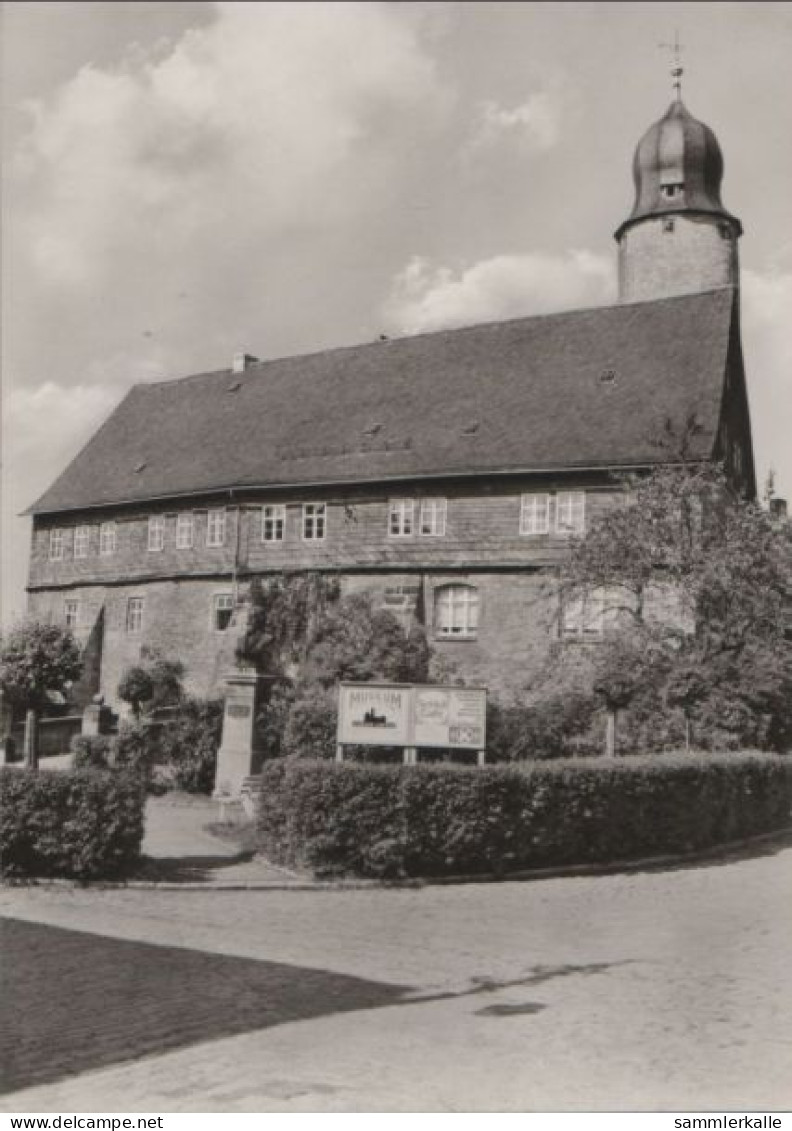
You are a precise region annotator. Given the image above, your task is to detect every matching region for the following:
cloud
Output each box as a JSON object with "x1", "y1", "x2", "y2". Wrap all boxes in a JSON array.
[
  {"x1": 741, "y1": 269, "x2": 792, "y2": 498},
  {"x1": 1, "y1": 382, "x2": 123, "y2": 626},
  {"x1": 383, "y1": 250, "x2": 616, "y2": 335},
  {"x1": 466, "y1": 91, "x2": 562, "y2": 155},
  {"x1": 10, "y1": 1, "x2": 451, "y2": 289}
]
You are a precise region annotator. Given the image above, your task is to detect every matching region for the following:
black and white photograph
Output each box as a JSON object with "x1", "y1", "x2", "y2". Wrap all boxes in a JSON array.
[{"x1": 1, "y1": 1, "x2": 791, "y2": 1117}]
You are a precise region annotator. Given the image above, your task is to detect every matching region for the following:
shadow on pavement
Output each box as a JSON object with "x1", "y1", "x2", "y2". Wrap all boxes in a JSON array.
[
  {"x1": 135, "y1": 851, "x2": 256, "y2": 883},
  {"x1": 1, "y1": 917, "x2": 630, "y2": 1095},
  {"x1": 0, "y1": 917, "x2": 410, "y2": 1094}
]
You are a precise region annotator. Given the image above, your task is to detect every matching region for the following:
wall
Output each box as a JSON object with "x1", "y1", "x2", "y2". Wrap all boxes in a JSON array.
[
  {"x1": 27, "y1": 479, "x2": 624, "y2": 705},
  {"x1": 29, "y1": 480, "x2": 620, "y2": 587},
  {"x1": 618, "y1": 213, "x2": 738, "y2": 303}
]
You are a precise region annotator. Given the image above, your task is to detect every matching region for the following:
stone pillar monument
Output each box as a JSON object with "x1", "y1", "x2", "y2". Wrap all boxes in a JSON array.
[{"x1": 213, "y1": 593, "x2": 266, "y2": 799}]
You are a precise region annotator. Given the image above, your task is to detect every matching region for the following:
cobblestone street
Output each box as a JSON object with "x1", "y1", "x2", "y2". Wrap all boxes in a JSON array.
[{"x1": 2, "y1": 834, "x2": 791, "y2": 1112}]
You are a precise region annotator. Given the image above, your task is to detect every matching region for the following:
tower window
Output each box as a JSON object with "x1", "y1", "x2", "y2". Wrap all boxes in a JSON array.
[
  {"x1": 662, "y1": 183, "x2": 683, "y2": 199},
  {"x1": 64, "y1": 599, "x2": 80, "y2": 630},
  {"x1": 663, "y1": 218, "x2": 675, "y2": 233}
]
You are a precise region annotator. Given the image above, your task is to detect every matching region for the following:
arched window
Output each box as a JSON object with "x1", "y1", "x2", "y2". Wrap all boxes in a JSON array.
[{"x1": 433, "y1": 584, "x2": 479, "y2": 639}]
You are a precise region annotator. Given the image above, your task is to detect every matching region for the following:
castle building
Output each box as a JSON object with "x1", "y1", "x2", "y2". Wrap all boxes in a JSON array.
[{"x1": 25, "y1": 86, "x2": 756, "y2": 705}]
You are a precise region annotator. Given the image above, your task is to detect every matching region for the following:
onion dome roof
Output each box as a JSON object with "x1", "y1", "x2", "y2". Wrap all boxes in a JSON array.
[{"x1": 615, "y1": 98, "x2": 742, "y2": 239}]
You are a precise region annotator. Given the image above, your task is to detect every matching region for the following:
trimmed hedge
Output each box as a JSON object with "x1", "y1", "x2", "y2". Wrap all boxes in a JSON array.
[
  {"x1": 258, "y1": 753, "x2": 792, "y2": 879},
  {"x1": 0, "y1": 768, "x2": 146, "y2": 880}
]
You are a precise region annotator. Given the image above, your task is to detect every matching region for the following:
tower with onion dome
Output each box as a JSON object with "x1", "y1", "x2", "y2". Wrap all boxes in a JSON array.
[{"x1": 615, "y1": 56, "x2": 742, "y2": 303}]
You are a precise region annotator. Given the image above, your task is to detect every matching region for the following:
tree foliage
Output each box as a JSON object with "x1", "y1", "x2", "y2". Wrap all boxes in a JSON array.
[
  {"x1": 238, "y1": 576, "x2": 431, "y2": 759},
  {"x1": 0, "y1": 621, "x2": 82, "y2": 711},
  {"x1": 117, "y1": 667, "x2": 154, "y2": 717},
  {"x1": 117, "y1": 650, "x2": 184, "y2": 717},
  {"x1": 556, "y1": 464, "x2": 792, "y2": 751},
  {"x1": 236, "y1": 573, "x2": 341, "y2": 673}
]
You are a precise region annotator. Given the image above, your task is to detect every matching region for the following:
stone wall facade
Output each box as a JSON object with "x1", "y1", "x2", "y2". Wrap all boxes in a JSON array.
[
  {"x1": 28, "y1": 477, "x2": 621, "y2": 706},
  {"x1": 618, "y1": 213, "x2": 738, "y2": 303}
]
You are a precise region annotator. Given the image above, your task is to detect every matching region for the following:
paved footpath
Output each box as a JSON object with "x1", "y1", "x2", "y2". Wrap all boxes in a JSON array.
[{"x1": 2, "y1": 813, "x2": 791, "y2": 1112}]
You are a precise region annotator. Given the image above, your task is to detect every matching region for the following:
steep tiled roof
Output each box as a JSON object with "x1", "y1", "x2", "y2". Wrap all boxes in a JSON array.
[{"x1": 29, "y1": 288, "x2": 736, "y2": 515}]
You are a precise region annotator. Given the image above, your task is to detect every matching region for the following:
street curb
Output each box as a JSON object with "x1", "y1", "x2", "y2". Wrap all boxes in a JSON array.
[{"x1": 3, "y1": 824, "x2": 791, "y2": 893}]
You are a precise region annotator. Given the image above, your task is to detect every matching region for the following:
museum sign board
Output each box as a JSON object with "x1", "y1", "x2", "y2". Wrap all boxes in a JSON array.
[{"x1": 337, "y1": 682, "x2": 487, "y2": 753}]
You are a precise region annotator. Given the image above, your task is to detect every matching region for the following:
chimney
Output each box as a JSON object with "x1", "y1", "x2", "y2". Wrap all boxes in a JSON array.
[
  {"x1": 770, "y1": 497, "x2": 788, "y2": 521},
  {"x1": 232, "y1": 351, "x2": 259, "y2": 374}
]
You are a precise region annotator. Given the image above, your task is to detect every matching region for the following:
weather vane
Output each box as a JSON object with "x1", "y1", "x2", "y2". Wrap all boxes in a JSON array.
[{"x1": 659, "y1": 29, "x2": 684, "y2": 98}]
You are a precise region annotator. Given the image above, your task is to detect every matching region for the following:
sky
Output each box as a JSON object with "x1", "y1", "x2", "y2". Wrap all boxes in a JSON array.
[{"x1": 2, "y1": 1, "x2": 791, "y2": 626}]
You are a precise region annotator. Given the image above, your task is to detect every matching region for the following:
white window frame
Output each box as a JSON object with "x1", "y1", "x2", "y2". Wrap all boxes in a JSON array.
[
  {"x1": 126, "y1": 597, "x2": 144, "y2": 634},
  {"x1": 262, "y1": 504, "x2": 286, "y2": 543},
  {"x1": 556, "y1": 491, "x2": 586, "y2": 536},
  {"x1": 64, "y1": 599, "x2": 80, "y2": 629},
  {"x1": 302, "y1": 503, "x2": 326, "y2": 541},
  {"x1": 520, "y1": 493, "x2": 551, "y2": 536},
  {"x1": 147, "y1": 515, "x2": 165, "y2": 552},
  {"x1": 561, "y1": 589, "x2": 605, "y2": 640},
  {"x1": 206, "y1": 508, "x2": 226, "y2": 548},
  {"x1": 48, "y1": 529, "x2": 65, "y2": 561},
  {"x1": 176, "y1": 513, "x2": 194, "y2": 550},
  {"x1": 388, "y1": 499, "x2": 414, "y2": 538},
  {"x1": 212, "y1": 592, "x2": 235, "y2": 633},
  {"x1": 434, "y1": 584, "x2": 479, "y2": 640},
  {"x1": 99, "y1": 522, "x2": 117, "y2": 556},
  {"x1": 419, "y1": 498, "x2": 447, "y2": 537},
  {"x1": 73, "y1": 525, "x2": 91, "y2": 559}
]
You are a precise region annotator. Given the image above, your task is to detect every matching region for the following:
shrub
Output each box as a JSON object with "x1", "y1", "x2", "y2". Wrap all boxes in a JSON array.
[
  {"x1": 0, "y1": 767, "x2": 145, "y2": 879},
  {"x1": 281, "y1": 686, "x2": 337, "y2": 759},
  {"x1": 486, "y1": 693, "x2": 599, "y2": 761},
  {"x1": 112, "y1": 721, "x2": 157, "y2": 777},
  {"x1": 258, "y1": 759, "x2": 403, "y2": 877},
  {"x1": 258, "y1": 752, "x2": 792, "y2": 879},
  {"x1": 70, "y1": 734, "x2": 113, "y2": 770},
  {"x1": 156, "y1": 697, "x2": 223, "y2": 793}
]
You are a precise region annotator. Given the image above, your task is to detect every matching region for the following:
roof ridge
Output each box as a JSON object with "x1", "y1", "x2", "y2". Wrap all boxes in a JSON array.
[{"x1": 136, "y1": 286, "x2": 736, "y2": 392}]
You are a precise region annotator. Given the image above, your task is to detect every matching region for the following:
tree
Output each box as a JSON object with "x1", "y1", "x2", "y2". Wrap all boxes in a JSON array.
[
  {"x1": 0, "y1": 622, "x2": 83, "y2": 769},
  {"x1": 237, "y1": 573, "x2": 341, "y2": 674},
  {"x1": 117, "y1": 667, "x2": 154, "y2": 719},
  {"x1": 117, "y1": 650, "x2": 185, "y2": 719},
  {"x1": 556, "y1": 463, "x2": 792, "y2": 751},
  {"x1": 237, "y1": 577, "x2": 431, "y2": 759},
  {"x1": 591, "y1": 632, "x2": 665, "y2": 756}
]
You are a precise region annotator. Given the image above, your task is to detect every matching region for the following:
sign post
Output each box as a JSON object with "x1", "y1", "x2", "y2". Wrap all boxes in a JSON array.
[{"x1": 337, "y1": 682, "x2": 487, "y2": 763}]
